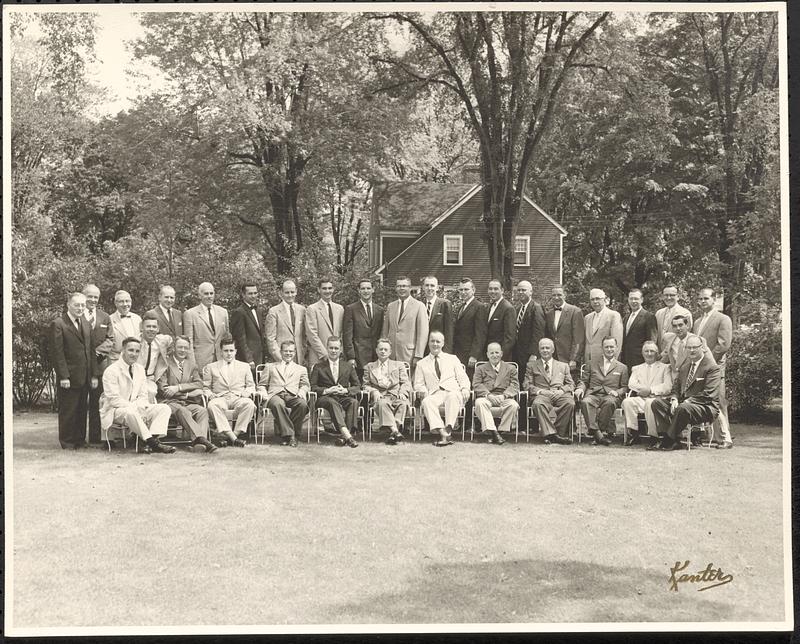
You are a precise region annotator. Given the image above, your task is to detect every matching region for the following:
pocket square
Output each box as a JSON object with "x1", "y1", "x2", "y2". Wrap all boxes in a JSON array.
[
  {"x1": 100, "y1": 324, "x2": 108, "y2": 328},
  {"x1": 694, "y1": 377, "x2": 705, "y2": 381}
]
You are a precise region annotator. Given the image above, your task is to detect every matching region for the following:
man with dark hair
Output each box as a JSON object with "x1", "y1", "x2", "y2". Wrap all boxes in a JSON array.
[
  {"x1": 137, "y1": 313, "x2": 173, "y2": 402},
  {"x1": 310, "y1": 336, "x2": 360, "y2": 448},
  {"x1": 452, "y1": 277, "x2": 487, "y2": 380},
  {"x1": 145, "y1": 285, "x2": 184, "y2": 337},
  {"x1": 258, "y1": 340, "x2": 310, "y2": 447},
  {"x1": 343, "y1": 278, "x2": 384, "y2": 381},
  {"x1": 421, "y1": 275, "x2": 453, "y2": 353},
  {"x1": 655, "y1": 285, "x2": 693, "y2": 349},
  {"x1": 82, "y1": 283, "x2": 114, "y2": 445},
  {"x1": 661, "y1": 314, "x2": 692, "y2": 379},
  {"x1": 305, "y1": 277, "x2": 344, "y2": 368},
  {"x1": 621, "y1": 288, "x2": 658, "y2": 369},
  {"x1": 485, "y1": 279, "x2": 516, "y2": 361},
  {"x1": 382, "y1": 275, "x2": 428, "y2": 371},
  {"x1": 230, "y1": 282, "x2": 265, "y2": 376}
]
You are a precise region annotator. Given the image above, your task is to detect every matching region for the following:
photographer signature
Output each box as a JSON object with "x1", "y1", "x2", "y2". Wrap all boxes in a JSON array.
[{"x1": 668, "y1": 560, "x2": 733, "y2": 592}]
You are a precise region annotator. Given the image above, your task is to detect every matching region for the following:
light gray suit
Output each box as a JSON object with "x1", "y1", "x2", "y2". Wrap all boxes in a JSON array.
[
  {"x1": 655, "y1": 304, "x2": 693, "y2": 349},
  {"x1": 382, "y1": 297, "x2": 429, "y2": 364},
  {"x1": 266, "y1": 301, "x2": 307, "y2": 365},
  {"x1": 693, "y1": 309, "x2": 733, "y2": 443},
  {"x1": 183, "y1": 304, "x2": 230, "y2": 371},
  {"x1": 305, "y1": 299, "x2": 344, "y2": 367},
  {"x1": 583, "y1": 307, "x2": 623, "y2": 364}
]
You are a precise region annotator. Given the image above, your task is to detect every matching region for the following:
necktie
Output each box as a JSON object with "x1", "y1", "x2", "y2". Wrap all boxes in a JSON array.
[
  {"x1": 434, "y1": 355, "x2": 441, "y2": 380},
  {"x1": 74, "y1": 317, "x2": 82, "y2": 333},
  {"x1": 398, "y1": 299, "x2": 405, "y2": 323},
  {"x1": 427, "y1": 300, "x2": 432, "y2": 319},
  {"x1": 289, "y1": 304, "x2": 296, "y2": 334},
  {"x1": 626, "y1": 311, "x2": 635, "y2": 333},
  {"x1": 327, "y1": 302, "x2": 334, "y2": 328},
  {"x1": 488, "y1": 303, "x2": 496, "y2": 321},
  {"x1": 250, "y1": 306, "x2": 259, "y2": 328},
  {"x1": 208, "y1": 307, "x2": 215, "y2": 334},
  {"x1": 88, "y1": 313, "x2": 95, "y2": 329},
  {"x1": 544, "y1": 361, "x2": 550, "y2": 380},
  {"x1": 145, "y1": 342, "x2": 153, "y2": 373},
  {"x1": 697, "y1": 313, "x2": 709, "y2": 335},
  {"x1": 128, "y1": 365, "x2": 134, "y2": 379},
  {"x1": 686, "y1": 362, "x2": 696, "y2": 388},
  {"x1": 331, "y1": 360, "x2": 338, "y2": 382},
  {"x1": 592, "y1": 312, "x2": 598, "y2": 334},
  {"x1": 177, "y1": 360, "x2": 184, "y2": 380},
  {"x1": 366, "y1": 303, "x2": 372, "y2": 326},
  {"x1": 516, "y1": 304, "x2": 526, "y2": 331},
  {"x1": 457, "y1": 304, "x2": 464, "y2": 320}
]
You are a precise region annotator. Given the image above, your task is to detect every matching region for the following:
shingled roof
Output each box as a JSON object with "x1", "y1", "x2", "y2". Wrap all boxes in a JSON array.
[{"x1": 372, "y1": 182, "x2": 476, "y2": 231}]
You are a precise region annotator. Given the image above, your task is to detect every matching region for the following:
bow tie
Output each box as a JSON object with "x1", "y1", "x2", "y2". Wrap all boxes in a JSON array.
[
  {"x1": 120, "y1": 314, "x2": 130, "y2": 318},
  {"x1": 248, "y1": 305, "x2": 257, "y2": 311},
  {"x1": 553, "y1": 307, "x2": 562, "y2": 311}
]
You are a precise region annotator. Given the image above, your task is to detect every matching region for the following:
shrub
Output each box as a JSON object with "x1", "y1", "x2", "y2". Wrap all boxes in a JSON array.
[{"x1": 725, "y1": 315, "x2": 782, "y2": 418}]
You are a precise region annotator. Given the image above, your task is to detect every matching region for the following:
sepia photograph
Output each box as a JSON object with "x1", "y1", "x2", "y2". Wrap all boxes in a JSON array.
[{"x1": 3, "y1": 1, "x2": 792, "y2": 636}]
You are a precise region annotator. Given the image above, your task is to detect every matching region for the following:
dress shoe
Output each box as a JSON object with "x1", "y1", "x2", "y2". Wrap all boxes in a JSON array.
[
  {"x1": 197, "y1": 437, "x2": 218, "y2": 453},
  {"x1": 386, "y1": 433, "x2": 400, "y2": 445},
  {"x1": 489, "y1": 433, "x2": 506, "y2": 445},
  {"x1": 715, "y1": 441, "x2": 734, "y2": 450},
  {"x1": 73, "y1": 441, "x2": 89, "y2": 450},
  {"x1": 624, "y1": 431, "x2": 639, "y2": 447},
  {"x1": 233, "y1": 438, "x2": 247, "y2": 448},
  {"x1": 344, "y1": 438, "x2": 359, "y2": 448},
  {"x1": 646, "y1": 441, "x2": 662, "y2": 451},
  {"x1": 288, "y1": 437, "x2": 298, "y2": 448},
  {"x1": 150, "y1": 440, "x2": 176, "y2": 454},
  {"x1": 596, "y1": 436, "x2": 612, "y2": 447},
  {"x1": 433, "y1": 439, "x2": 454, "y2": 447},
  {"x1": 659, "y1": 439, "x2": 679, "y2": 451},
  {"x1": 547, "y1": 434, "x2": 572, "y2": 445}
]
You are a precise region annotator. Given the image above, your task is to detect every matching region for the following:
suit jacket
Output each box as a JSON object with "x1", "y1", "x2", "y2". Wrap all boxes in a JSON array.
[
  {"x1": 362, "y1": 359, "x2": 411, "y2": 400},
  {"x1": 156, "y1": 355, "x2": 205, "y2": 401},
  {"x1": 343, "y1": 300, "x2": 383, "y2": 369},
  {"x1": 50, "y1": 314, "x2": 96, "y2": 387},
  {"x1": 583, "y1": 307, "x2": 623, "y2": 364},
  {"x1": 413, "y1": 351, "x2": 471, "y2": 400},
  {"x1": 265, "y1": 302, "x2": 306, "y2": 365},
  {"x1": 660, "y1": 333, "x2": 692, "y2": 378},
  {"x1": 108, "y1": 311, "x2": 143, "y2": 361},
  {"x1": 136, "y1": 333, "x2": 173, "y2": 385},
  {"x1": 305, "y1": 300, "x2": 345, "y2": 367},
  {"x1": 145, "y1": 306, "x2": 184, "y2": 338},
  {"x1": 655, "y1": 304, "x2": 693, "y2": 347},
  {"x1": 522, "y1": 358, "x2": 575, "y2": 395},
  {"x1": 545, "y1": 302, "x2": 585, "y2": 365},
  {"x1": 693, "y1": 310, "x2": 732, "y2": 366},
  {"x1": 310, "y1": 358, "x2": 360, "y2": 397},
  {"x1": 628, "y1": 361, "x2": 672, "y2": 397},
  {"x1": 257, "y1": 360, "x2": 310, "y2": 406},
  {"x1": 423, "y1": 297, "x2": 454, "y2": 353},
  {"x1": 472, "y1": 361, "x2": 520, "y2": 398},
  {"x1": 485, "y1": 298, "x2": 516, "y2": 360},
  {"x1": 382, "y1": 297, "x2": 429, "y2": 363},
  {"x1": 84, "y1": 308, "x2": 114, "y2": 373},
  {"x1": 452, "y1": 298, "x2": 488, "y2": 366},
  {"x1": 621, "y1": 308, "x2": 658, "y2": 368},
  {"x1": 99, "y1": 359, "x2": 149, "y2": 431},
  {"x1": 577, "y1": 358, "x2": 629, "y2": 396},
  {"x1": 183, "y1": 304, "x2": 230, "y2": 371},
  {"x1": 202, "y1": 359, "x2": 256, "y2": 397},
  {"x1": 672, "y1": 353, "x2": 721, "y2": 410},
  {"x1": 230, "y1": 302, "x2": 266, "y2": 366},
  {"x1": 513, "y1": 300, "x2": 546, "y2": 367}
]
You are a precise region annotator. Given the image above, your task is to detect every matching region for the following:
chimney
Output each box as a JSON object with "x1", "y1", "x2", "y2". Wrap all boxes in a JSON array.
[{"x1": 460, "y1": 163, "x2": 482, "y2": 184}]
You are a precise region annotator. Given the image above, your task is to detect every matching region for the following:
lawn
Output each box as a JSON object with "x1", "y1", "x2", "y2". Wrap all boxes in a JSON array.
[{"x1": 7, "y1": 411, "x2": 789, "y2": 632}]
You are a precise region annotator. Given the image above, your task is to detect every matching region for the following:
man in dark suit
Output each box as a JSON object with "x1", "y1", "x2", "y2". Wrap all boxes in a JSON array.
[
  {"x1": 452, "y1": 278, "x2": 487, "y2": 380},
  {"x1": 485, "y1": 279, "x2": 516, "y2": 360},
  {"x1": 512, "y1": 279, "x2": 546, "y2": 383},
  {"x1": 472, "y1": 342, "x2": 520, "y2": 444},
  {"x1": 575, "y1": 337, "x2": 629, "y2": 446},
  {"x1": 146, "y1": 285, "x2": 184, "y2": 338},
  {"x1": 49, "y1": 292, "x2": 99, "y2": 449},
  {"x1": 230, "y1": 282, "x2": 265, "y2": 376},
  {"x1": 82, "y1": 284, "x2": 114, "y2": 445},
  {"x1": 649, "y1": 334, "x2": 721, "y2": 451},
  {"x1": 343, "y1": 278, "x2": 384, "y2": 381},
  {"x1": 309, "y1": 336, "x2": 361, "y2": 448},
  {"x1": 421, "y1": 275, "x2": 454, "y2": 353},
  {"x1": 544, "y1": 285, "x2": 585, "y2": 375},
  {"x1": 621, "y1": 288, "x2": 658, "y2": 370}
]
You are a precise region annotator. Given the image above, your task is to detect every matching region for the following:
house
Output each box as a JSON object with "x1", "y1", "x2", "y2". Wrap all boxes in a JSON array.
[{"x1": 369, "y1": 180, "x2": 566, "y2": 299}]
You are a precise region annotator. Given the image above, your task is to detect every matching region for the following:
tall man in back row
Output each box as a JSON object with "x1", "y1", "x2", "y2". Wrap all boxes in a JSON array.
[
  {"x1": 230, "y1": 282, "x2": 265, "y2": 376},
  {"x1": 184, "y1": 282, "x2": 229, "y2": 371},
  {"x1": 485, "y1": 279, "x2": 516, "y2": 361},
  {"x1": 266, "y1": 278, "x2": 307, "y2": 365},
  {"x1": 343, "y1": 278, "x2": 384, "y2": 382},
  {"x1": 421, "y1": 275, "x2": 453, "y2": 353},
  {"x1": 584, "y1": 288, "x2": 623, "y2": 364},
  {"x1": 382, "y1": 275, "x2": 428, "y2": 372},
  {"x1": 545, "y1": 285, "x2": 584, "y2": 376},
  {"x1": 305, "y1": 277, "x2": 344, "y2": 367}
]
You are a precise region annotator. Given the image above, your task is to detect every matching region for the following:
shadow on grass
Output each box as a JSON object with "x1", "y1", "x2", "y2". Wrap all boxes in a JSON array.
[{"x1": 333, "y1": 557, "x2": 743, "y2": 624}]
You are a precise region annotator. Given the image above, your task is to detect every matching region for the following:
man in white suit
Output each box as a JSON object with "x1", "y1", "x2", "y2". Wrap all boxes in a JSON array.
[
  {"x1": 382, "y1": 275, "x2": 429, "y2": 372},
  {"x1": 305, "y1": 277, "x2": 344, "y2": 368},
  {"x1": 655, "y1": 285, "x2": 693, "y2": 349},
  {"x1": 266, "y1": 278, "x2": 307, "y2": 365},
  {"x1": 583, "y1": 288, "x2": 623, "y2": 364},
  {"x1": 258, "y1": 340, "x2": 310, "y2": 447},
  {"x1": 413, "y1": 331, "x2": 470, "y2": 447},
  {"x1": 184, "y1": 282, "x2": 229, "y2": 371},
  {"x1": 108, "y1": 290, "x2": 142, "y2": 361},
  {"x1": 202, "y1": 336, "x2": 255, "y2": 447},
  {"x1": 100, "y1": 337, "x2": 175, "y2": 453},
  {"x1": 621, "y1": 340, "x2": 673, "y2": 445}
]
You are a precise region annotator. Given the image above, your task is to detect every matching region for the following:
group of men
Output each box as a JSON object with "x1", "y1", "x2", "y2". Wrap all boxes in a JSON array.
[{"x1": 48, "y1": 275, "x2": 732, "y2": 453}]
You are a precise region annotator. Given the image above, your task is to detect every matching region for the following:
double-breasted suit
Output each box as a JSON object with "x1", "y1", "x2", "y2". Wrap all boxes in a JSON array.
[
  {"x1": 621, "y1": 308, "x2": 658, "y2": 369},
  {"x1": 485, "y1": 298, "x2": 516, "y2": 361},
  {"x1": 342, "y1": 300, "x2": 384, "y2": 378},
  {"x1": 265, "y1": 302, "x2": 306, "y2": 365},
  {"x1": 576, "y1": 358, "x2": 629, "y2": 435},
  {"x1": 423, "y1": 297, "x2": 454, "y2": 354},
  {"x1": 522, "y1": 357, "x2": 575, "y2": 438},
  {"x1": 472, "y1": 360, "x2": 520, "y2": 433},
  {"x1": 583, "y1": 307, "x2": 623, "y2": 364},
  {"x1": 305, "y1": 299, "x2": 345, "y2": 368},
  {"x1": 184, "y1": 304, "x2": 230, "y2": 371},
  {"x1": 230, "y1": 302, "x2": 266, "y2": 368},
  {"x1": 84, "y1": 307, "x2": 114, "y2": 443},
  {"x1": 145, "y1": 305, "x2": 184, "y2": 338},
  {"x1": 362, "y1": 359, "x2": 411, "y2": 429},
  {"x1": 512, "y1": 300, "x2": 546, "y2": 380},
  {"x1": 382, "y1": 297, "x2": 429, "y2": 365},
  {"x1": 310, "y1": 358, "x2": 361, "y2": 433},
  {"x1": 545, "y1": 302, "x2": 585, "y2": 368}
]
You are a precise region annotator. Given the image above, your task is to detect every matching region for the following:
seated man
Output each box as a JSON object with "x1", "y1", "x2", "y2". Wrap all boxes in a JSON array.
[
  {"x1": 156, "y1": 335, "x2": 217, "y2": 453},
  {"x1": 575, "y1": 336, "x2": 629, "y2": 446},
  {"x1": 362, "y1": 338, "x2": 412, "y2": 445},
  {"x1": 258, "y1": 340, "x2": 310, "y2": 447},
  {"x1": 310, "y1": 335, "x2": 360, "y2": 448},
  {"x1": 202, "y1": 335, "x2": 255, "y2": 447},
  {"x1": 413, "y1": 331, "x2": 470, "y2": 447},
  {"x1": 522, "y1": 338, "x2": 574, "y2": 445},
  {"x1": 100, "y1": 337, "x2": 175, "y2": 454},
  {"x1": 621, "y1": 340, "x2": 673, "y2": 446},
  {"x1": 649, "y1": 334, "x2": 721, "y2": 451},
  {"x1": 472, "y1": 342, "x2": 519, "y2": 445}
]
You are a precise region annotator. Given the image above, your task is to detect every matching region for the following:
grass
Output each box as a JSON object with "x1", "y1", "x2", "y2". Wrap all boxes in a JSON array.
[{"x1": 8, "y1": 411, "x2": 788, "y2": 630}]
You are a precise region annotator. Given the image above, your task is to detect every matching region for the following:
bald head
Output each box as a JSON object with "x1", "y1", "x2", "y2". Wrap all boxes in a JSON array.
[
  {"x1": 589, "y1": 288, "x2": 606, "y2": 312},
  {"x1": 515, "y1": 280, "x2": 532, "y2": 303}
]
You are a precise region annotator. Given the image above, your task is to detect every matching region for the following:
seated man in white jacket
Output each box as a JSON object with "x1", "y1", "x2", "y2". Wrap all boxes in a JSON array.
[
  {"x1": 621, "y1": 340, "x2": 673, "y2": 445},
  {"x1": 413, "y1": 331, "x2": 471, "y2": 447}
]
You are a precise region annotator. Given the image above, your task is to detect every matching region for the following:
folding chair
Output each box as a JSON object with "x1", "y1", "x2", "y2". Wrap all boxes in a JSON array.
[
  {"x1": 203, "y1": 392, "x2": 260, "y2": 445},
  {"x1": 469, "y1": 362, "x2": 520, "y2": 441},
  {"x1": 366, "y1": 362, "x2": 415, "y2": 442},
  {"x1": 311, "y1": 391, "x2": 368, "y2": 443},
  {"x1": 412, "y1": 362, "x2": 469, "y2": 441}
]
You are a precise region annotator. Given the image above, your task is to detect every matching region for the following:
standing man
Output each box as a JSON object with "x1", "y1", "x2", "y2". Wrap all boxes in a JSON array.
[
  {"x1": 266, "y1": 278, "x2": 307, "y2": 365},
  {"x1": 343, "y1": 278, "x2": 384, "y2": 381},
  {"x1": 655, "y1": 285, "x2": 693, "y2": 349},
  {"x1": 362, "y1": 338, "x2": 412, "y2": 445},
  {"x1": 146, "y1": 285, "x2": 184, "y2": 338},
  {"x1": 108, "y1": 290, "x2": 142, "y2": 361},
  {"x1": 309, "y1": 336, "x2": 361, "y2": 448},
  {"x1": 305, "y1": 277, "x2": 344, "y2": 368},
  {"x1": 49, "y1": 292, "x2": 98, "y2": 449},
  {"x1": 472, "y1": 342, "x2": 520, "y2": 444},
  {"x1": 512, "y1": 280, "x2": 546, "y2": 383},
  {"x1": 583, "y1": 288, "x2": 623, "y2": 365},
  {"x1": 137, "y1": 313, "x2": 173, "y2": 402},
  {"x1": 621, "y1": 341, "x2": 673, "y2": 445},
  {"x1": 413, "y1": 331, "x2": 471, "y2": 447},
  {"x1": 184, "y1": 282, "x2": 229, "y2": 371},
  {"x1": 382, "y1": 275, "x2": 428, "y2": 372},
  {"x1": 82, "y1": 284, "x2": 114, "y2": 445},
  {"x1": 485, "y1": 279, "x2": 516, "y2": 361},
  {"x1": 522, "y1": 338, "x2": 574, "y2": 445},
  {"x1": 621, "y1": 288, "x2": 658, "y2": 370},
  {"x1": 544, "y1": 285, "x2": 585, "y2": 376},
  {"x1": 421, "y1": 275, "x2": 454, "y2": 353},
  {"x1": 575, "y1": 337, "x2": 629, "y2": 446},
  {"x1": 452, "y1": 277, "x2": 487, "y2": 381},
  {"x1": 258, "y1": 341, "x2": 310, "y2": 447},
  {"x1": 661, "y1": 314, "x2": 692, "y2": 380},
  {"x1": 230, "y1": 282, "x2": 266, "y2": 376},
  {"x1": 693, "y1": 287, "x2": 734, "y2": 449}
]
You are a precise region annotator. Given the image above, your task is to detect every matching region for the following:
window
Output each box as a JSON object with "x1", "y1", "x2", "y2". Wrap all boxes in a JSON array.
[
  {"x1": 514, "y1": 235, "x2": 530, "y2": 266},
  {"x1": 443, "y1": 235, "x2": 463, "y2": 266}
]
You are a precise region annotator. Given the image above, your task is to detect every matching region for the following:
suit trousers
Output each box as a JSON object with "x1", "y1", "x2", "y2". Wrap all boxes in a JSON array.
[
  {"x1": 267, "y1": 392, "x2": 309, "y2": 438},
  {"x1": 714, "y1": 368, "x2": 732, "y2": 443},
  {"x1": 531, "y1": 391, "x2": 574, "y2": 437},
  {"x1": 165, "y1": 400, "x2": 208, "y2": 439},
  {"x1": 650, "y1": 397, "x2": 718, "y2": 441},
  {"x1": 474, "y1": 397, "x2": 519, "y2": 433},
  {"x1": 372, "y1": 393, "x2": 409, "y2": 429},
  {"x1": 111, "y1": 403, "x2": 171, "y2": 441},
  {"x1": 88, "y1": 380, "x2": 103, "y2": 443},
  {"x1": 580, "y1": 393, "x2": 619, "y2": 434},
  {"x1": 208, "y1": 395, "x2": 255, "y2": 435},
  {"x1": 420, "y1": 389, "x2": 463, "y2": 431},
  {"x1": 621, "y1": 396, "x2": 662, "y2": 437},
  {"x1": 316, "y1": 394, "x2": 358, "y2": 432},
  {"x1": 58, "y1": 384, "x2": 90, "y2": 448}
]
